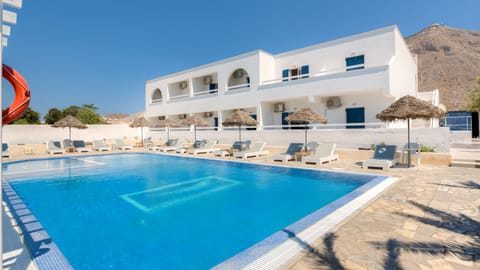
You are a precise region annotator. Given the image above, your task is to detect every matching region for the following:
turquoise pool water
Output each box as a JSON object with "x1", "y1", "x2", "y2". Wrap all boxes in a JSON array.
[{"x1": 4, "y1": 153, "x2": 378, "y2": 269}]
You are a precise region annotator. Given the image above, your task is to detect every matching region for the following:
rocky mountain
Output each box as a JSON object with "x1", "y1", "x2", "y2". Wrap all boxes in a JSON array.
[{"x1": 406, "y1": 24, "x2": 480, "y2": 111}]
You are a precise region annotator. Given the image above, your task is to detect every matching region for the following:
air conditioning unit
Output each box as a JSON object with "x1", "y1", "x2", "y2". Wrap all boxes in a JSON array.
[
  {"x1": 273, "y1": 103, "x2": 285, "y2": 113},
  {"x1": 233, "y1": 69, "x2": 244, "y2": 79},
  {"x1": 204, "y1": 111, "x2": 214, "y2": 118},
  {"x1": 179, "y1": 114, "x2": 187, "y2": 119},
  {"x1": 179, "y1": 81, "x2": 188, "y2": 89},
  {"x1": 158, "y1": 116, "x2": 166, "y2": 120},
  {"x1": 326, "y1": 96, "x2": 342, "y2": 109},
  {"x1": 203, "y1": 75, "x2": 212, "y2": 85}
]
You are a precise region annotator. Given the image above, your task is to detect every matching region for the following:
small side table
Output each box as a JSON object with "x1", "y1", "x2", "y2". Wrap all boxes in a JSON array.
[{"x1": 295, "y1": 151, "x2": 308, "y2": 162}]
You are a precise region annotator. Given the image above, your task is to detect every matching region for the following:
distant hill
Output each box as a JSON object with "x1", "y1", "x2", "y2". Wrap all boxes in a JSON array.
[
  {"x1": 406, "y1": 24, "x2": 480, "y2": 111},
  {"x1": 102, "y1": 112, "x2": 144, "y2": 124}
]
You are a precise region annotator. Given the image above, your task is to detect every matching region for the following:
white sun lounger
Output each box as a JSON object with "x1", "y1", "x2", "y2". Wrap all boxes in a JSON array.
[
  {"x1": 302, "y1": 143, "x2": 339, "y2": 165},
  {"x1": 47, "y1": 140, "x2": 66, "y2": 155},
  {"x1": 362, "y1": 145, "x2": 398, "y2": 170},
  {"x1": 233, "y1": 141, "x2": 268, "y2": 159},
  {"x1": 2, "y1": 143, "x2": 11, "y2": 158},
  {"x1": 73, "y1": 140, "x2": 92, "y2": 153},
  {"x1": 92, "y1": 139, "x2": 111, "y2": 151},
  {"x1": 157, "y1": 139, "x2": 185, "y2": 152},
  {"x1": 188, "y1": 140, "x2": 218, "y2": 155},
  {"x1": 272, "y1": 143, "x2": 304, "y2": 162},
  {"x1": 115, "y1": 138, "x2": 134, "y2": 150}
]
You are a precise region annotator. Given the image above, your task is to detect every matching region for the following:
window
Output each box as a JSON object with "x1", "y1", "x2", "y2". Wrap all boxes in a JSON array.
[
  {"x1": 151, "y1": 89, "x2": 162, "y2": 103},
  {"x1": 281, "y1": 65, "x2": 309, "y2": 81},
  {"x1": 346, "y1": 55, "x2": 365, "y2": 71}
]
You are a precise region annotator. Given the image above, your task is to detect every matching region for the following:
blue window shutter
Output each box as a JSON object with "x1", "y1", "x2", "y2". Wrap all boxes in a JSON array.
[
  {"x1": 282, "y1": 69, "x2": 289, "y2": 81},
  {"x1": 346, "y1": 55, "x2": 365, "y2": 71},
  {"x1": 301, "y1": 65, "x2": 309, "y2": 78}
]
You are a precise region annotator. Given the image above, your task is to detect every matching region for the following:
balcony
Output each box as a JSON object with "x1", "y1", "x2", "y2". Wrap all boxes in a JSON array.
[{"x1": 260, "y1": 65, "x2": 386, "y2": 87}]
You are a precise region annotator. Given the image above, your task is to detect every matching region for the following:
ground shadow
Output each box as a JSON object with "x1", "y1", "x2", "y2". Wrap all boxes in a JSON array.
[
  {"x1": 429, "y1": 180, "x2": 480, "y2": 190},
  {"x1": 371, "y1": 199, "x2": 479, "y2": 268},
  {"x1": 282, "y1": 229, "x2": 345, "y2": 270}
]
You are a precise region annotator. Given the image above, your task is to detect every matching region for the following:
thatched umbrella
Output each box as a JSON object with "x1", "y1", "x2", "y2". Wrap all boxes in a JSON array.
[
  {"x1": 52, "y1": 115, "x2": 87, "y2": 141},
  {"x1": 130, "y1": 116, "x2": 152, "y2": 147},
  {"x1": 182, "y1": 115, "x2": 209, "y2": 142},
  {"x1": 376, "y1": 95, "x2": 445, "y2": 167},
  {"x1": 156, "y1": 118, "x2": 182, "y2": 140},
  {"x1": 222, "y1": 109, "x2": 258, "y2": 142},
  {"x1": 284, "y1": 108, "x2": 328, "y2": 152}
]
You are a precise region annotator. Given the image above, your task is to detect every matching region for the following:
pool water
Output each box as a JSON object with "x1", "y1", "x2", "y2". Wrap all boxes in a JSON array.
[{"x1": 5, "y1": 153, "x2": 376, "y2": 269}]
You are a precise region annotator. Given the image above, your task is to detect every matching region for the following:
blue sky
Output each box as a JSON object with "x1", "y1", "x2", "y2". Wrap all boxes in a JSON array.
[{"x1": 2, "y1": 0, "x2": 479, "y2": 118}]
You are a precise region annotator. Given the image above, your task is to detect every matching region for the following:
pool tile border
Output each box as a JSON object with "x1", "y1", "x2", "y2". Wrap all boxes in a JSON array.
[
  {"x1": 2, "y1": 181, "x2": 74, "y2": 270},
  {"x1": 3, "y1": 152, "x2": 394, "y2": 269},
  {"x1": 213, "y1": 175, "x2": 394, "y2": 269}
]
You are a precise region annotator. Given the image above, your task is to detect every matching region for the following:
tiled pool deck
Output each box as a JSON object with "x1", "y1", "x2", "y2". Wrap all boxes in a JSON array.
[{"x1": 2, "y1": 148, "x2": 480, "y2": 270}]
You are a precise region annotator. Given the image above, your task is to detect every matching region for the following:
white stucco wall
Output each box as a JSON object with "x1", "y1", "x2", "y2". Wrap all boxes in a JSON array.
[
  {"x1": 3, "y1": 125, "x2": 141, "y2": 145},
  {"x1": 3, "y1": 125, "x2": 459, "y2": 153}
]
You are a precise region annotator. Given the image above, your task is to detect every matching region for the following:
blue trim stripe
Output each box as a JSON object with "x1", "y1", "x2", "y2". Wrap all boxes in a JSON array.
[{"x1": 3, "y1": 182, "x2": 74, "y2": 270}]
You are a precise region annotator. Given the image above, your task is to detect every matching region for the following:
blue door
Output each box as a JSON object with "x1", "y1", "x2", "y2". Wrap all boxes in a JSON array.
[
  {"x1": 247, "y1": 114, "x2": 257, "y2": 130},
  {"x1": 214, "y1": 117, "x2": 218, "y2": 131},
  {"x1": 282, "y1": 112, "x2": 290, "y2": 129},
  {"x1": 346, "y1": 107, "x2": 365, "y2": 129}
]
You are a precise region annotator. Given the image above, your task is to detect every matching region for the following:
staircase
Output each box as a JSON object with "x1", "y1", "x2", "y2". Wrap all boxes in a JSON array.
[{"x1": 450, "y1": 140, "x2": 480, "y2": 168}]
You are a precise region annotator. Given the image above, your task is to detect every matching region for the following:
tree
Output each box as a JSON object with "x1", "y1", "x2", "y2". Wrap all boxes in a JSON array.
[
  {"x1": 464, "y1": 76, "x2": 480, "y2": 112},
  {"x1": 12, "y1": 107, "x2": 41, "y2": 124},
  {"x1": 76, "y1": 108, "x2": 104, "y2": 124},
  {"x1": 63, "y1": 105, "x2": 81, "y2": 117},
  {"x1": 82, "y1": 104, "x2": 98, "y2": 111},
  {"x1": 44, "y1": 108, "x2": 63, "y2": 124}
]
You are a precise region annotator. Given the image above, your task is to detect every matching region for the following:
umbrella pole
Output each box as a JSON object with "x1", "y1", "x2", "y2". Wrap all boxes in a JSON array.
[
  {"x1": 238, "y1": 125, "x2": 241, "y2": 142},
  {"x1": 304, "y1": 123, "x2": 308, "y2": 153},
  {"x1": 167, "y1": 127, "x2": 170, "y2": 140},
  {"x1": 194, "y1": 125, "x2": 197, "y2": 142},
  {"x1": 141, "y1": 127, "x2": 144, "y2": 147},
  {"x1": 407, "y1": 118, "x2": 411, "y2": 168},
  {"x1": 69, "y1": 127, "x2": 71, "y2": 141}
]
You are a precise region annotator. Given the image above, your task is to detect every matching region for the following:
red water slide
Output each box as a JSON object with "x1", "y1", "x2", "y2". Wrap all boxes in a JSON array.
[{"x1": 2, "y1": 64, "x2": 31, "y2": 125}]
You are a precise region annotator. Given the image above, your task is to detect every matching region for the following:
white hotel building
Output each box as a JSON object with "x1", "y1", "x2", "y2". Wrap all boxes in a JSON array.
[{"x1": 145, "y1": 25, "x2": 418, "y2": 130}]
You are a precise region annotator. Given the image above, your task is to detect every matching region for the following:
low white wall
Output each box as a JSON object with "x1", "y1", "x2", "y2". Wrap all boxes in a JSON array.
[
  {"x1": 3, "y1": 125, "x2": 141, "y2": 144},
  {"x1": 3, "y1": 125, "x2": 458, "y2": 153}
]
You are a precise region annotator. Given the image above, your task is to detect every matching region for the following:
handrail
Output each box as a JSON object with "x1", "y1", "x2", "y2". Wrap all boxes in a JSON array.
[
  {"x1": 169, "y1": 94, "x2": 190, "y2": 101},
  {"x1": 194, "y1": 89, "x2": 218, "y2": 96},
  {"x1": 227, "y1": 83, "x2": 250, "y2": 91},
  {"x1": 151, "y1": 98, "x2": 163, "y2": 104},
  {"x1": 262, "y1": 122, "x2": 385, "y2": 130}
]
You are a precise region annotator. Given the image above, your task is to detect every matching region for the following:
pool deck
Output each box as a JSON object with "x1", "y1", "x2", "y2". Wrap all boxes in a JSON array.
[{"x1": 2, "y1": 146, "x2": 480, "y2": 270}]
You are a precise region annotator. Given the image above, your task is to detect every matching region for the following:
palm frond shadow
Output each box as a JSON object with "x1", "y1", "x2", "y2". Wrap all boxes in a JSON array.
[
  {"x1": 390, "y1": 200, "x2": 480, "y2": 261},
  {"x1": 282, "y1": 229, "x2": 345, "y2": 270},
  {"x1": 429, "y1": 180, "x2": 480, "y2": 190}
]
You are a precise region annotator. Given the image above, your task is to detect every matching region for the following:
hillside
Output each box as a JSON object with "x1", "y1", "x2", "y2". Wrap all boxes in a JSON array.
[{"x1": 406, "y1": 24, "x2": 480, "y2": 111}]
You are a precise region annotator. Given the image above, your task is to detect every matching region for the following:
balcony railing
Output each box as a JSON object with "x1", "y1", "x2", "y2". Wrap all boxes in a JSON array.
[
  {"x1": 193, "y1": 89, "x2": 218, "y2": 96},
  {"x1": 169, "y1": 94, "x2": 190, "y2": 101},
  {"x1": 151, "y1": 98, "x2": 163, "y2": 104},
  {"x1": 227, "y1": 83, "x2": 250, "y2": 91},
  {"x1": 261, "y1": 65, "x2": 382, "y2": 86}
]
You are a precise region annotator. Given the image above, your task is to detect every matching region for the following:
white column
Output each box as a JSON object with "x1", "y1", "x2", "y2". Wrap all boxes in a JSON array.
[
  {"x1": 188, "y1": 78, "x2": 193, "y2": 97},
  {"x1": 256, "y1": 104, "x2": 263, "y2": 130},
  {"x1": 216, "y1": 110, "x2": 223, "y2": 130}
]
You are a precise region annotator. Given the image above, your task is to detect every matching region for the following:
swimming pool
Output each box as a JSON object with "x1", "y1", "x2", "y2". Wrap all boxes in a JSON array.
[{"x1": 3, "y1": 153, "x2": 391, "y2": 269}]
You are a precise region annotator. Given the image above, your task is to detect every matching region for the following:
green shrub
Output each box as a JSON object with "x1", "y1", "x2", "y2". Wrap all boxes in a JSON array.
[{"x1": 420, "y1": 144, "x2": 436, "y2": 152}]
